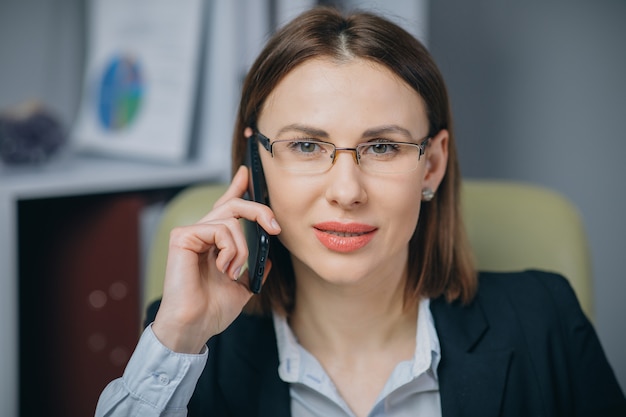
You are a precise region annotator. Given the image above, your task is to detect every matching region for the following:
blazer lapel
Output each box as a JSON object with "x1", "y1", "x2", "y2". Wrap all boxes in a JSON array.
[
  {"x1": 431, "y1": 297, "x2": 512, "y2": 417},
  {"x1": 217, "y1": 314, "x2": 291, "y2": 417},
  {"x1": 215, "y1": 299, "x2": 512, "y2": 417}
]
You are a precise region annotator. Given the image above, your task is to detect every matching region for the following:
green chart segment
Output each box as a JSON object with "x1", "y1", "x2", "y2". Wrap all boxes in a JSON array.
[{"x1": 98, "y1": 55, "x2": 144, "y2": 131}]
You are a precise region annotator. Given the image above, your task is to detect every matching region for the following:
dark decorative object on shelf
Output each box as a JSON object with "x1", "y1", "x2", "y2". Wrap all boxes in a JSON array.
[{"x1": 0, "y1": 102, "x2": 66, "y2": 164}]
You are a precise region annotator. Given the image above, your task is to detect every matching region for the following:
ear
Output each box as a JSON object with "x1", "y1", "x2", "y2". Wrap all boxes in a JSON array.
[{"x1": 422, "y1": 129, "x2": 449, "y2": 191}]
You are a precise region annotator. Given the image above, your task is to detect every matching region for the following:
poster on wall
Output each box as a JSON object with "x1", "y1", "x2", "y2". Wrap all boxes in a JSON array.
[{"x1": 72, "y1": 0, "x2": 204, "y2": 163}]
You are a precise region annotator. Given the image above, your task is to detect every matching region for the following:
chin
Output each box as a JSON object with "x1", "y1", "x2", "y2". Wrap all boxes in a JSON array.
[{"x1": 295, "y1": 255, "x2": 381, "y2": 287}]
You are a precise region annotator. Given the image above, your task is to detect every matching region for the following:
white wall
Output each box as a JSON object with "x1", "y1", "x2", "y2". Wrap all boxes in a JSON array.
[
  {"x1": 429, "y1": 0, "x2": 626, "y2": 390},
  {"x1": 0, "y1": 0, "x2": 84, "y2": 127}
]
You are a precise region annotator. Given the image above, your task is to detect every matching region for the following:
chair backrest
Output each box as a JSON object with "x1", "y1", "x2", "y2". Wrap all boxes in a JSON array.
[
  {"x1": 461, "y1": 179, "x2": 593, "y2": 318},
  {"x1": 143, "y1": 184, "x2": 228, "y2": 314},
  {"x1": 144, "y1": 180, "x2": 593, "y2": 319}
]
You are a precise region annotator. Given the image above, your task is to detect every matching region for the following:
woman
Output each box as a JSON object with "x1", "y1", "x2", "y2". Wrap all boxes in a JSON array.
[{"x1": 96, "y1": 7, "x2": 625, "y2": 417}]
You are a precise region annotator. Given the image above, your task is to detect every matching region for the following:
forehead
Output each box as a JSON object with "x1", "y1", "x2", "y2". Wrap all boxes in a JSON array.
[{"x1": 258, "y1": 58, "x2": 428, "y2": 136}]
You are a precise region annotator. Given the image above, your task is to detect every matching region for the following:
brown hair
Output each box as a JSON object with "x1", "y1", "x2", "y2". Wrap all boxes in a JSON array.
[{"x1": 232, "y1": 7, "x2": 476, "y2": 315}]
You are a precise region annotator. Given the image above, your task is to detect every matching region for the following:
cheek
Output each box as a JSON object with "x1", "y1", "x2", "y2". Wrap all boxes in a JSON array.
[
  {"x1": 264, "y1": 169, "x2": 315, "y2": 223},
  {"x1": 386, "y1": 186, "x2": 421, "y2": 227},
  {"x1": 374, "y1": 176, "x2": 423, "y2": 234},
  {"x1": 264, "y1": 176, "x2": 316, "y2": 255}
]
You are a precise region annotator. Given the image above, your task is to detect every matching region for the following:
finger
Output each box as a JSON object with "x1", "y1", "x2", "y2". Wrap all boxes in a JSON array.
[
  {"x1": 194, "y1": 218, "x2": 250, "y2": 280},
  {"x1": 213, "y1": 165, "x2": 249, "y2": 208},
  {"x1": 234, "y1": 258, "x2": 274, "y2": 295},
  {"x1": 198, "y1": 198, "x2": 281, "y2": 237},
  {"x1": 213, "y1": 218, "x2": 249, "y2": 278},
  {"x1": 231, "y1": 268, "x2": 255, "y2": 294},
  {"x1": 167, "y1": 221, "x2": 244, "y2": 277},
  {"x1": 234, "y1": 268, "x2": 250, "y2": 289}
]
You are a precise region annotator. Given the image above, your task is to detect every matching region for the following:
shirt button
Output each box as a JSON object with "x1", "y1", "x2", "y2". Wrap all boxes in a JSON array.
[{"x1": 157, "y1": 374, "x2": 170, "y2": 385}]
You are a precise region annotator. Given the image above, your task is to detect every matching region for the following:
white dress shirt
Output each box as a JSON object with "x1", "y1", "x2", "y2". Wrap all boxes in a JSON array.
[
  {"x1": 95, "y1": 298, "x2": 441, "y2": 416},
  {"x1": 274, "y1": 298, "x2": 442, "y2": 417}
]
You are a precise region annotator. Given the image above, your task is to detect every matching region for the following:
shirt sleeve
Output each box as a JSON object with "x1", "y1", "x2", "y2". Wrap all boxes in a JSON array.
[{"x1": 95, "y1": 323, "x2": 208, "y2": 417}]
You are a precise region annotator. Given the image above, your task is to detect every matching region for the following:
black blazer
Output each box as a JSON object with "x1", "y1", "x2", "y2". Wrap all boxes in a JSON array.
[{"x1": 146, "y1": 270, "x2": 626, "y2": 416}]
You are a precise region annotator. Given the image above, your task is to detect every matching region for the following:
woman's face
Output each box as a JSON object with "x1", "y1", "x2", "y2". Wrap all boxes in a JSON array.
[{"x1": 256, "y1": 58, "x2": 448, "y2": 288}]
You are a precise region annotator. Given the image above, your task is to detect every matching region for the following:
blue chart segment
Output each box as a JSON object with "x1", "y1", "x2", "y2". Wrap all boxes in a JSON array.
[{"x1": 97, "y1": 55, "x2": 144, "y2": 131}]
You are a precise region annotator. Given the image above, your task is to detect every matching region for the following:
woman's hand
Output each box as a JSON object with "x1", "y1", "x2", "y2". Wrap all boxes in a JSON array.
[{"x1": 152, "y1": 165, "x2": 280, "y2": 353}]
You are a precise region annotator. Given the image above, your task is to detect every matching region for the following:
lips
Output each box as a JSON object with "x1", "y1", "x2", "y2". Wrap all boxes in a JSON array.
[{"x1": 312, "y1": 221, "x2": 377, "y2": 252}]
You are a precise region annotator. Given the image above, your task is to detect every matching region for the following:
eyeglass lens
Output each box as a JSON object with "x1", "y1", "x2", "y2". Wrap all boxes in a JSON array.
[{"x1": 270, "y1": 140, "x2": 422, "y2": 174}]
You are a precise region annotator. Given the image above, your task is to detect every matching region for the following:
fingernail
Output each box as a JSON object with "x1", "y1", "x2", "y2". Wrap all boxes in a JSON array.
[
  {"x1": 233, "y1": 266, "x2": 242, "y2": 280},
  {"x1": 222, "y1": 260, "x2": 231, "y2": 274},
  {"x1": 271, "y1": 218, "x2": 280, "y2": 231}
]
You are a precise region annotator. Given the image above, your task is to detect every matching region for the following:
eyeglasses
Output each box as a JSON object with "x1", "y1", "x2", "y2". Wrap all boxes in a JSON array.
[{"x1": 254, "y1": 131, "x2": 430, "y2": 174}]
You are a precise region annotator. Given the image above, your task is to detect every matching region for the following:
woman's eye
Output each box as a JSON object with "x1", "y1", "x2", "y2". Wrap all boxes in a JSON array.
[
  {"x1": 371, "y1": 144, "x2": 390, "y2": 154},
  {"x1": 289, "y1": 141, "x2": 321, "y2": 153},
  {"x1": 364, "y1": 142, "x2": 399, "y2": 155}
]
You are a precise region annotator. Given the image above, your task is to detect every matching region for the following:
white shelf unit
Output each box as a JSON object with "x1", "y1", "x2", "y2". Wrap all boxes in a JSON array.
[{"x1": 0, "y1": 153, "x2": 224, "y2": 417}]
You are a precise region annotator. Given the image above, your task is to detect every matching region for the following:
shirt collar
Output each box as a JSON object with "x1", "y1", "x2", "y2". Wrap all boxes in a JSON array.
[{"x1": 273, "y1": 297, "x2": 441, "y2": 384}]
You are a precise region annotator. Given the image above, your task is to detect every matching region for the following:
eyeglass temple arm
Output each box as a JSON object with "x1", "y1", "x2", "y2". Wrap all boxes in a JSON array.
[
  {"x1": 253, "y1": 132, "x2": 272, "y2": 152},
  {"x1": 418, "y1": 137, "x2": 431, "y2": 158}
]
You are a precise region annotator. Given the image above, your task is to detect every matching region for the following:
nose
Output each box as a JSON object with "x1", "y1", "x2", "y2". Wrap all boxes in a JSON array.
[{"x1": 324, "y1": 151, "x2": 367, "y2": 209}]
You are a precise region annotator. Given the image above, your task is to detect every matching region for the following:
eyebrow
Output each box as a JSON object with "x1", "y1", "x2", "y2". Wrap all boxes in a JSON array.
[
  {"x1": 361, "y1": 125, "x2": 415, "y2": 141},
  {"x1": 275, "y1": 123, "x2": 419, "y2": 141},
  {"x1": 276, "y1": 124, "x2": 330, "y2": 139}
]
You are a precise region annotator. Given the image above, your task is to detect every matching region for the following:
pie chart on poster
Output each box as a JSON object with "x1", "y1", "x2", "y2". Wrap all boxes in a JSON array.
[{"x1": 97, "y1": 55, "x2": 144, "y2": 131}]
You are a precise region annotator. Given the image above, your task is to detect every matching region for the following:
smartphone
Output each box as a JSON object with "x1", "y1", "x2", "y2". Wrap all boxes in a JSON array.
[{"x1": 243, "y1": 134, "x2": 270, "y2": 293}]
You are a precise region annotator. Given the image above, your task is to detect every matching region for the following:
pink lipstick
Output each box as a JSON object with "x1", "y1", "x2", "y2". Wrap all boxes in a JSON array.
[{"x1": 312, "y1": 221, "x2": 377, "y2": 253}]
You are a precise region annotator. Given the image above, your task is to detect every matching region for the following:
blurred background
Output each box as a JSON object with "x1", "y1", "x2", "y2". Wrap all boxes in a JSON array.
[{"x1": 1, "y1": 0, "x2": 624, "y2": 415}]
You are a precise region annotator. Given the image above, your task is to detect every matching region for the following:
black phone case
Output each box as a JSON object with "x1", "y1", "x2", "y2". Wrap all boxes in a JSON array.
[{"x1": 244, "y1": 135, "x2": 270, "y2": 293}]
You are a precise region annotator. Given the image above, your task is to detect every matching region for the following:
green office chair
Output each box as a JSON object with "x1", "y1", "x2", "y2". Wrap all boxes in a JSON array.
[
  {"x1": 461, "y1": 180, "x2": 593, "y2": 319},
  {"x1": 143, "y1": 184, "x2": 229, "y2": 316},
  {"x1": 143, "y1": 180, "x2": 593, "y2": 320}
]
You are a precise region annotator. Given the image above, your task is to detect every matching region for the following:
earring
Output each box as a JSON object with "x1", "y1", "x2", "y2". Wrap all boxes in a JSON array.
[{"x1": 422, "y1": 187, "x2": 435, "y2": 201}]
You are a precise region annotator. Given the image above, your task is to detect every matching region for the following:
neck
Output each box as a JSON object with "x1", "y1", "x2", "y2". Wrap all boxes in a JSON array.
[{"x1": 289, "y1": 262, "x2": 417, "y2": 359}]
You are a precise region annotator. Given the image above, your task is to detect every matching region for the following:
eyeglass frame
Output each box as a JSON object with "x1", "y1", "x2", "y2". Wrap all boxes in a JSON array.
[{"x1": 252, "y1": 130, "x2": 431, "y2": 173}]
